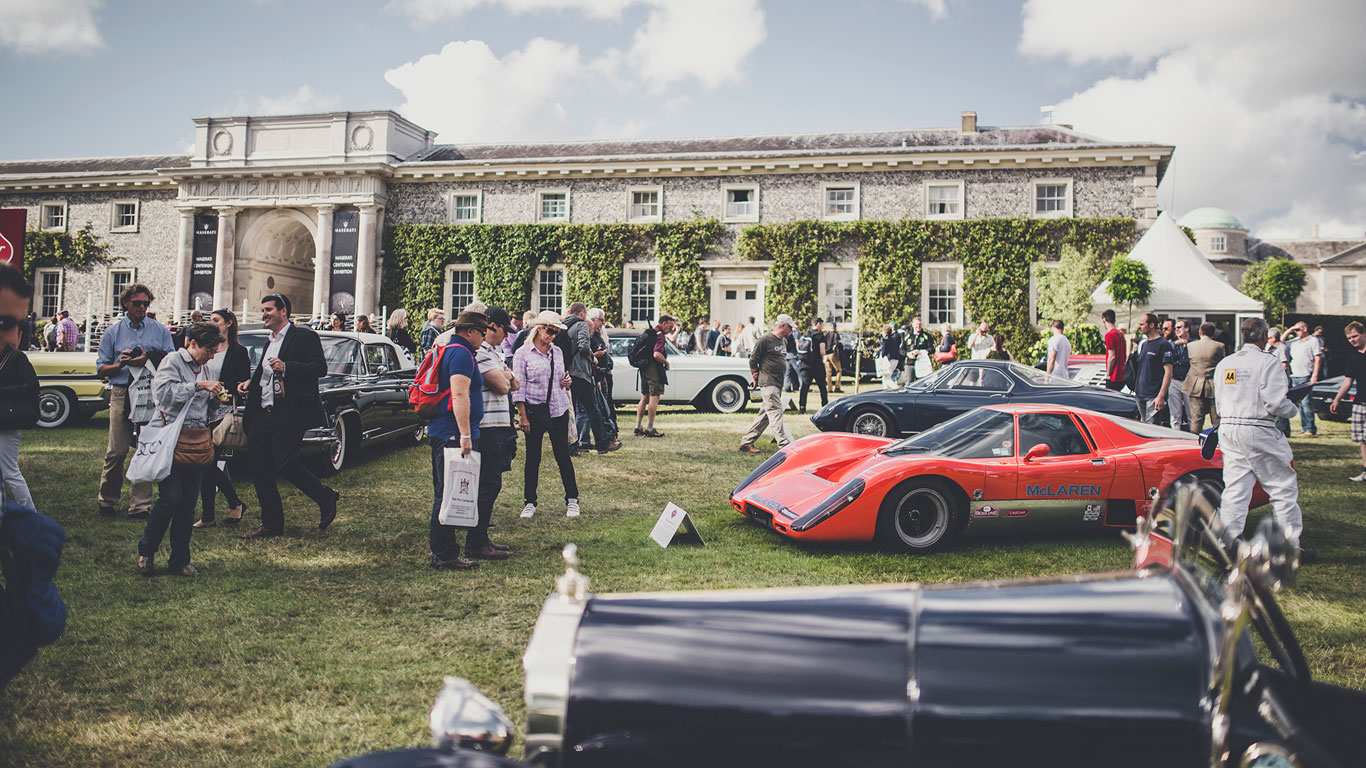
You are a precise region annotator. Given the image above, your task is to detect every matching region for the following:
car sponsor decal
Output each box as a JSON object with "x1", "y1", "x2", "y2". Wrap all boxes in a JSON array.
[
  {"x1": 973, "y1": 505, "x2": 1000, "y2": 518},
  {"x1": 1083, "y1": 503, "x2": 1102, "y2": 522},
  {"x1": 1005, "y1": 509, "x2": 1028, "y2": 518},
  {"x1": 1026, "y1": 484, "x2": 1103, "y2": 498}
]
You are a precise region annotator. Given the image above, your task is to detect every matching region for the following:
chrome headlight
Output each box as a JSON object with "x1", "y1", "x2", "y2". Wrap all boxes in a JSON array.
[{"x1": 429, "y1": 677, "x2": 513, "y2": 755}]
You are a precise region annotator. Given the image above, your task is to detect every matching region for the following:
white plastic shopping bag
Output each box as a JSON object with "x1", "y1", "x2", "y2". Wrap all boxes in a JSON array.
[
  {"x1": 127, "y1": 360, "x2": 158, "y2": 425},
  {"x1": 438, "y1": 447, "x2": 480, "y2": 527},
  {"x1": 126, "y1": 406, "x2": 189, "y2": 485}
]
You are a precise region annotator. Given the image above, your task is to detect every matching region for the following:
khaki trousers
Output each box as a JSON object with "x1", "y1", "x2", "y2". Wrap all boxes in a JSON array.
[
  {"x1": 1188, "y1": 395, "x2": 1219, "y2": 434},
  {"x1": 741, "y1": 385, "x2": 792, "y2": 448},
  {"x1": 98, "y1": 385, "x2": 154, "y2": 512},
  {"x1": 824, "y1": 352, "x2": 842, "y2": 390}
]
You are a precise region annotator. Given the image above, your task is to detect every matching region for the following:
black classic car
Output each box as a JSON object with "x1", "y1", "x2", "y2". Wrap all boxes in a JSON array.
[
  {"x1": 1308, "y1": 375, "x2": 1356, "y2": 421},
  {"x1": 332, "y1": 483, "x2": 1364, "y2": 768},
  {"x1": 238, "y1": 329, "x2": 422, "y2": 473},
  {"x1": 811, "y1": 359, "x2": 1140, "y2": 437}
]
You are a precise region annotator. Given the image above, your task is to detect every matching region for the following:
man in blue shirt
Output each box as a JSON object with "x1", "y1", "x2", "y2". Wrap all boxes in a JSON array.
[
  {"x1": 1133, "y1": 312, "x2": 1175, "y2": 425},
  {"x1": 94, "y1": 284, "x2": 174, "y2": 518},
  {"x1": 428, "y1": 311, "x2": 487, "y2": 571}
]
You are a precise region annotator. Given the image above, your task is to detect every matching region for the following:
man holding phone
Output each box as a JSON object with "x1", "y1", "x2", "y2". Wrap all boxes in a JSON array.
[{"x1": 95, "y1": 284, "x2": 174, "y2": 518}]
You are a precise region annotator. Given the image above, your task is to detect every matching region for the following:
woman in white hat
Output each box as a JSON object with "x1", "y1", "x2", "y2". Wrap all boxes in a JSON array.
[{"x1": 511, "y1": 310, "x2": 580, "y2": 518}]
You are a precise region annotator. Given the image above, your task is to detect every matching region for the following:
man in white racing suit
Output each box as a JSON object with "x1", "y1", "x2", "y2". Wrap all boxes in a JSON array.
[{"x1": 1214, "y1": 316, "x2": 1312, "y2": 560}]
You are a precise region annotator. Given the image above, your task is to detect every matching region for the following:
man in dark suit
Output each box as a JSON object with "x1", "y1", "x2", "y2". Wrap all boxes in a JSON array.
[{"x1": 237, "y1": 293, "x2": 339, "y2": 538}]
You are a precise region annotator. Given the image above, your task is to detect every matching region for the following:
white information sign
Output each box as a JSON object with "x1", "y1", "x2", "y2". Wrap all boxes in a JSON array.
[{"x1": 649, "y1": 502, "x2": 705, "y2": 548}]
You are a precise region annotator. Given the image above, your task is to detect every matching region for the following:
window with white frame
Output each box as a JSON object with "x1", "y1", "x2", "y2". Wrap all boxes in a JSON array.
[
  {"x1": 445, "y1": 265, "x2": 477, "y2": 316},
  {"x1": 922, "y1": 263, "x2": 963, "y2": 326},
  {"x1": 537, "y1": 190, "x2": 569, "y2": 222},
  {"x1": 448, "y1": 190, "x2": 482, "y2": 224},
  {"x1": 1032, "y1": 179, "x2": 1072, "y2": 217},
  {"x1": 534, "y1": 266, "x2": 565, "y2": 314},
  {"x1": 36, "y1": 269, "x2": 62, "y2": 319},
  {"x1": 629, "y1": 188, "x2": 662, "y2": 222},
  {"x1": 1343, "y1": 274, "x2": 1359, "y2": 307},
  {"x1": 925, "y1": 181, "x2": 964, "y2": 220},
  {"x1": 822, "y1": 184, "x2": 859, "y2": 221},
  {"x1": 110, "y1": 200, "x2": 139, "y2": 232},
  {"x1": 108, "y1": 268, "x2": 135, "y2": 313},
  {"x1": 820, "y1": 265, "x2": 856, "y2": 324},
  {"x1": 722, "y1": 185, "x2": 759, "y2": 222},
  {"x1": 41, "y1": 202, "x2": 67, "y2": 231},
  {"x1": 626, "y1": 266, "x2": 659, "y2": 323},
  {"x1": 1210, "y1": 235, "x2": 1227, "y2": 253}
]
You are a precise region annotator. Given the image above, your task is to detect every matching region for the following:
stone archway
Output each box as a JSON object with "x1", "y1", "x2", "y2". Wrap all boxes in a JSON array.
[{"x1": 241, "y1": 209, "x2": 317, "y2": 318}]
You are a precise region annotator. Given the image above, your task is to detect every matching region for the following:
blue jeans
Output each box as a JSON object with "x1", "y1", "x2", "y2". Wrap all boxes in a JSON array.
[
  {"x1": 571, "y1": 377, "x2": 610, "y2": 449},
  {"x1": 1290, "y1": 375, "x2": 1316, "y2": 433},
  {"x1": 138, "y1": 463, "x2": 206, "y2": 572},
  {"x1": 429, "y1": 437, "x2": 474, "y2": 561}
]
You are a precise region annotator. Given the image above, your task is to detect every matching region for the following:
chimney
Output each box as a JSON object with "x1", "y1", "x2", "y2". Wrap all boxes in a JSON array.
[{"x1": 961, "y1": 111, "x2": 977, "y2": 134}]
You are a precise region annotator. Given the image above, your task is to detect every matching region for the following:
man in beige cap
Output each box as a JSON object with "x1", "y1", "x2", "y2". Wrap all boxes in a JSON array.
[{"x1": 740, "y1": 314, "x2": 796, "y2": 453}]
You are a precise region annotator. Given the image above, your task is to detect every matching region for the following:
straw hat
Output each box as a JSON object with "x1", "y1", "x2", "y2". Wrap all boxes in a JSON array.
[{"x1": 527, "y1": 310, "x2": 567, "y2": 330}]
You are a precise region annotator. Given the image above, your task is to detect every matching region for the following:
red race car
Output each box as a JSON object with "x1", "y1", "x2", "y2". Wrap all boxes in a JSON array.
[{"x1": 731, "y1": 403, "x2": 1266, "y2": 554}]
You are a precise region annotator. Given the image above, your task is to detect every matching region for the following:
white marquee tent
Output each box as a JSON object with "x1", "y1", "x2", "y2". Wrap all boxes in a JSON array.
[{"x1": 1089, "y1": 212, "x2": 1263, "y2": 333}]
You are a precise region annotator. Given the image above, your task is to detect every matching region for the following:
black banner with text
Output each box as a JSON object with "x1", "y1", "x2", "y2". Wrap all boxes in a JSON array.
[
  {"x1": 189, "y1": 214, "x2": 218, "y2": 312},
  {"x1": 329, "y1": 210, "x2": 358, "y2": 314}
]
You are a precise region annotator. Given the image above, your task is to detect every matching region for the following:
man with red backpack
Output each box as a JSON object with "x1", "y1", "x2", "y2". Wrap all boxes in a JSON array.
[{"x1": 425, "y1": 311, "x2": 488, "y2": 571}]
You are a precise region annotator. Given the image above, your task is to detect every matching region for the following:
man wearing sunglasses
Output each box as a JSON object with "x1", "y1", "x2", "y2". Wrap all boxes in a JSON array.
[{"x1": 95, "y1": 284, "x2": 174, "y2": 518}]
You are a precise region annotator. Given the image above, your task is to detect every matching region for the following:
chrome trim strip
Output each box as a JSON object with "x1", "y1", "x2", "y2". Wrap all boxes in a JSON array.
[{"x1": 522, "y1": 594, "x2": 587, "y2": 766}]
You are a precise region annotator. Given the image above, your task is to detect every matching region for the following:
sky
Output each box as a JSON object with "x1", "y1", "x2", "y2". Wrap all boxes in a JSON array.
[{"x1": 1, "y1": 0, "x2": 1363, "y2": 239}]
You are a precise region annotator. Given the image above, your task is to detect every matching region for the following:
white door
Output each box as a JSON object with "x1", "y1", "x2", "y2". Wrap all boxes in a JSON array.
[{"x1": 715, "y1": 283, "x2": 763, "y2": 332}]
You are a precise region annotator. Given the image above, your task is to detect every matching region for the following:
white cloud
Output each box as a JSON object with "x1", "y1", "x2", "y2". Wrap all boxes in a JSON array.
[
  {"x1": 383, "y1": 0, "x2": 765, "y2": 140},
  {"x1": 222, "y1": 85, "x2": 339, "y2": 117},
  {"x1": 0, "y1": 0, "x2": 103, "y2": 55},
  {"x1": 1020, "y1": 0, "x2": 1366, "y2": 237},
  {"x1": 384, "y1": 39, "x2": 583, "y2": 142},
  {"x1": 388, "y1": 0, "x2": 635, "y2": 22},
  {"x1": 901, "y1": 0, "x2": 947, "y2": 21}
]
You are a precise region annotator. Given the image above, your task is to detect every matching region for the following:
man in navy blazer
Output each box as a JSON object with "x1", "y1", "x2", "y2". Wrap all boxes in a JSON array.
[{"x1": 237, "y1": 293, "x2": 339, "y2": 538}]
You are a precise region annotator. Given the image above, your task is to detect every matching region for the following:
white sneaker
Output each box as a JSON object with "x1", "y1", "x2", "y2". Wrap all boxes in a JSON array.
[
  {"x1": 565, "y1": 499, "x2": 580, "y2": 517},
  {"x1": 520, "y1": 503, "x2": 536, "y2": 518},
  {"x1": 1350, "y1": 471, "x2": 1366, "y2": 483}
]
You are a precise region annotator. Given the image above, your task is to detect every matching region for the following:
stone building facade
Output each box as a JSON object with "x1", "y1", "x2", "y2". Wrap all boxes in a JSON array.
[
  {"x1": 1180, "y1": 207, "x2": 1366, "y2": 317},
  {"x1": 0, "y1": 110, "x2": 1172, "y2": 331}
]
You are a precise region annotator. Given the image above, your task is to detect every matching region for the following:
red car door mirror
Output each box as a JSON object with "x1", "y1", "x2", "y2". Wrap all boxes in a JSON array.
[{"x1": 1024, "y1": 443, "x2": 1050, "y2": 463}]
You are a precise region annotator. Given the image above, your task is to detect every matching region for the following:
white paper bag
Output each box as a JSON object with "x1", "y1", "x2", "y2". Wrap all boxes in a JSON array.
[
  {"x1": 126, "y1": 405, "x2": 189, "y2": 485},
  {"x1": 127, "y1": 360, "x2": 158, "y2": 425},
  {"x1": 438, "y1": 448, "x2": 480, "y2": 527},
  {"x1": 914, "y1": 354, "x2": 933, "y2": 379}
]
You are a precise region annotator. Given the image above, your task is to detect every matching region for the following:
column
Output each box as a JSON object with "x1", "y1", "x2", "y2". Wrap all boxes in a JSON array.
[
  {"x1": 355, "y1": 204, "x2": 381, "y2": 319},
  {"x1": 173, "y1": 209, "x2": 194, "y2": 319},
  {"x1": 313, "y1": 204, "x2": 335, "y2": 321},
  {"x1": 212, "y1": 207, "x2": 239, "y2": 310}
]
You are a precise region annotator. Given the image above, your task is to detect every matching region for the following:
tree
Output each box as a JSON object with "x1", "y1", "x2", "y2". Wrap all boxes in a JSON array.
[
  {"x1": 1105, "y1": 256, "x2": 1153, "y2": 331},
  {"x1": 1241, "y1": 258, "x2": 1305, "y2": 327},
  {"x1": 1033, "y1": 245, "x2": 1108, "y2": 330}
]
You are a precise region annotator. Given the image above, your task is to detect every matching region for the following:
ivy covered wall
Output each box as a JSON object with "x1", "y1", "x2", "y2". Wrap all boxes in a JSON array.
[{"x1": 384, "y1": 217, "x2": 1136, "y2": 359}]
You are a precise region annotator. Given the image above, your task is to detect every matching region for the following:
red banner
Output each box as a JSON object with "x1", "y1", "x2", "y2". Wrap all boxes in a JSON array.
[{"x1": 0, "y1": 209, "x2": 25, "y2": 273}]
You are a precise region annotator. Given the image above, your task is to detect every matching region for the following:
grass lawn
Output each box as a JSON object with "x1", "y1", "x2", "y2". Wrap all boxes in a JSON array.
[{"x1": 1, "y1": 400, "x2": 1363, "y2": 767}]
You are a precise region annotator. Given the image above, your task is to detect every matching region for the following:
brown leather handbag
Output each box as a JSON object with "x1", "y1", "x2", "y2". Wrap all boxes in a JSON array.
[{"x1": 174, "y1": 426, "x2": 214, "y2": 467}]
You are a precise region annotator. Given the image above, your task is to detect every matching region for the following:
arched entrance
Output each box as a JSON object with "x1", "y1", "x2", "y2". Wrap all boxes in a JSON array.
[{"x1": 242, "y1": 209, "x2": 317, "y2": 318}]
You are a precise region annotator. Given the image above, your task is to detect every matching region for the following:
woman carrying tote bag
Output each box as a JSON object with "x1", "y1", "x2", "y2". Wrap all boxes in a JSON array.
[
  {"x1": 136, "y1": 323, "x2": 225, "y2": 577},
  {"x1": 511, "y1": 311, "x2": 579, "y2": 519},
  {"x1": 195, "y1": 309, "x2": 250, "y2": 528}
]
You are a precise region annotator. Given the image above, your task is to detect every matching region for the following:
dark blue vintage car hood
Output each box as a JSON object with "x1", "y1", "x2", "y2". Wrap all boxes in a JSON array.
[{"x1": 557, "y1": 573, "x2": 1210, "y2": 768}]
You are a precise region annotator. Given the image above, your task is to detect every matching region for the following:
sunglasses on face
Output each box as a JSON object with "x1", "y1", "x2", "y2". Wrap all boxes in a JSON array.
[
  {"x1": 0, "y1": 315, "x2": 18, "y2": 332},
  {"x1": 545, "y1": 328, "x2": 559, "y2": 337},
  {"x1": 129, "y1": 300, "x2": 151, "y2": 308}
]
